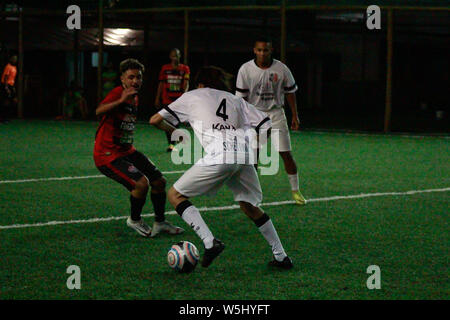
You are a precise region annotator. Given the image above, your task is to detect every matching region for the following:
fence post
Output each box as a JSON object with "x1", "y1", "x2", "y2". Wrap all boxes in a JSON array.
[
  {"x1": 280, "y1": 0, "x2": 286, "y2": 63},
  {"x1": 384, "y1": 9, "x2": 393, "y2": 133},
  {"x1": 17, "y1": 6, "x2": 23, "y2": 118},
  {"x1": 184, "y1": 9, "x2": 189, "y2": 65},
  {"x1": 97, "y1": 0, "x2": 104, "y2": 104}
]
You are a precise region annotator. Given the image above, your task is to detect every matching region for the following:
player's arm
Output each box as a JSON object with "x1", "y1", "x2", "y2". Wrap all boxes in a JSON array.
[
  {"x1": 149, "y1": 113, "x2": 177, "y2": 135},
  {"x1": 95, "y1": 87, "x2": 136, "y2": 116},
  {"x1": 154, "y1": 81, "x2": 163, "y2": 108},
  {"x1": 242, "y1": 100, "x2": 271, "y2": 144},
  {"x1": 1, "y1": 68, "x2": 9, "y2": 85},
  {"x1": 235, "y1": 67, "x2": 249, "y2": 101},
  {"x1": 183, "y1": 69, "x2": 190, "y2": 92},
  {"x1": 285, "y1": 92, "x2": 300, "y2": 131},
  {"x1": 183, "y1": 79, "x2": 189, "y2": 92}
]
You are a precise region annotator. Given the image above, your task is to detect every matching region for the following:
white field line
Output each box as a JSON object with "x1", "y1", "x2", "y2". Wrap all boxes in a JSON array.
[
  {"x1": 290, "y1": 130, "x2": 450, "y2": 139},
  {"x1": 0, "y1": 187, "x2": 448, "y2": 230},
  {"x1": 0, "y1": 170, "x2": 186, "y2": 184}
]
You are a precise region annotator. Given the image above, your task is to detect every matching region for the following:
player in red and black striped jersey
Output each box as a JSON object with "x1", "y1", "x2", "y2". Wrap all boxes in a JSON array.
[
  {"x1": 154, "y1": 48, "x2": 190, "y2": 152},
  {"x1": 94, "y1": 58, "x2": 184, "y2": 238}
]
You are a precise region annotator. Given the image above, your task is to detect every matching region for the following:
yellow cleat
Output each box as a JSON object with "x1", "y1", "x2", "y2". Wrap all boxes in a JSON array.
[{"x1": 292, "y1": 190, "x2": 307, "y2": 205}]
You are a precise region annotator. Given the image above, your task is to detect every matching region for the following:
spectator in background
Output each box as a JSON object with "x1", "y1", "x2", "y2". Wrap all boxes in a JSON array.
[
  {"x1": 57, "y1": 81, "x2": 88, "y2": 120},
  {"x1": 154, "y1": 48, "x2": 190, "y2": 152},
  {"x1": 0, "y1": 55, "x2": 18, "y2": 123},
  {"x1": 102, "y1": 61, "x2": 118, "y2": 99}
]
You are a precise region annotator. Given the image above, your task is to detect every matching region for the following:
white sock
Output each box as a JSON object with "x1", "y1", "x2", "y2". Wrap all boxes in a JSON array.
[
  {"x1": 287, "y1": 173, "x2": 299, "y2": 191},
  {"x1": 258, "y1": 219, "x2": 287, "y2": 262},
  {"x1": 181, "y1": 205, "x2": 214, "y2": 249}
]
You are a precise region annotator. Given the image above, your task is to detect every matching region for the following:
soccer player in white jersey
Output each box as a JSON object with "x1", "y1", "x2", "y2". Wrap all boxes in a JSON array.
[
  {"x1": 236, "y1": 39, "x2": 306, "y2": 206},
  {"x1": 149, "y1": 66, "x2": 293, "y2": 269}
]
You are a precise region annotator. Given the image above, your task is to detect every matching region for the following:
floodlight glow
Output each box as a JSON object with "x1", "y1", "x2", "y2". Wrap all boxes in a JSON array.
[{"x1": 111, "y1": 28, "x2": 132, "y2": 35}]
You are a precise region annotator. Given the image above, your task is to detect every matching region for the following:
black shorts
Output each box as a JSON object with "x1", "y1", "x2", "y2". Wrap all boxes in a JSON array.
[
  {"x1": 97, "y1": 150, "x2": 163, "y2": 191},
  {"x1": 1, "y1": 85, "x2": 16, "y2": 99}
]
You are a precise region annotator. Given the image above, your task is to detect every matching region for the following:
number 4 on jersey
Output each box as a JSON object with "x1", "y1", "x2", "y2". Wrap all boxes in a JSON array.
[{"x1": 216, "y1": 99, "x2": 229, "y2": 121}]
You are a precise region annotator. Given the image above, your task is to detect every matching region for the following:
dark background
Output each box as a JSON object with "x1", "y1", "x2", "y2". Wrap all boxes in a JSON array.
[{"x1": 0, "y1": 0, "x2": 448, "y2": 133}]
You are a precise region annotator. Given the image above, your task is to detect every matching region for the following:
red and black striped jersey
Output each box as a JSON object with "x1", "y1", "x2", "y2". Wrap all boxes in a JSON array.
[
  {"x1": 94, "y1": 86, "x2": 138, "y2": 166},
  {"x1": 158, "y1": 63, "x2": 190, "y2": 105}
]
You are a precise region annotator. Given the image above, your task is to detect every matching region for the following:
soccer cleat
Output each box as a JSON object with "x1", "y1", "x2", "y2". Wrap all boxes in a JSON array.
[
  {"x1": 150, "y1": 221, "x2": 185, "y2": 238},
  {"x1": 292, "y1": 190, "x2": 307, "y2": 205},
  {"x1": 166, "y1": 144, "x2": 175, "y2": 152},
  {"x1": 268, "y1": 256, "x2": 293, "y2": 270},
  {"x1": 126, "y1": 217, "x2": 152, "y2": 237},
  {"x1": 201, "y1": 239, "x2": 225, "y2": 268}
]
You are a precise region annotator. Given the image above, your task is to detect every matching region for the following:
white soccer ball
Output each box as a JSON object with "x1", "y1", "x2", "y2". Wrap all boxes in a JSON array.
[{"x1": 167, "y1": 241, "x2": 200, "y2": 273}]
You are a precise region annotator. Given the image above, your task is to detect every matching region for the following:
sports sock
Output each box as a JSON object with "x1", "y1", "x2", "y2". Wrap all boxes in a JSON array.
[
  {"x1": 165, "y1": 131, "x2": 172, "y2": 145},
  {"x1": 176, "y1": 200, "x2": 214, "y2": 249},
  {"x1": 130, "y1": 195, "x2": 146, "y2": 221},
  {"x1": 150, "y1": 191, "x2": 166, "y2": 223},
  {"x1": 254, "y1": 213, "x2": 287, "y2": 262},
  {"x1": 287, "y1": 173, "x2": 299, "y2": 191}
]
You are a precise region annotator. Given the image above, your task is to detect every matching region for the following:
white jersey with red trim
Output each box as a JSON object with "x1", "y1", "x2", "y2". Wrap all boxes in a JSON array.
[
  {"x1": 235, "y1": 59, "x2": 298, "y2": 112},
  {"x1": 158, "y1": 87, "x2": 271, "y2": 165}
]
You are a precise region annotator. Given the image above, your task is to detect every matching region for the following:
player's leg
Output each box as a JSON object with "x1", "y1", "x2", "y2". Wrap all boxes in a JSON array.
[
  {"x1": 168, "y1": 186, "x2": 224, "y2": 268},
  {"x1": 127, "y1": 150, "x2": 184, "y2": 237},
  {"x1": 0, "y1": 86, "x2": 11, "y2": 122},
  {"x1": 239, "y1": 202, "x2": 293, "y2": 269},
  {"x1": 279, "y1": 150, "x2": 306, "y2": 205},
  {"x1": 270, "y1": 108, "x2": 306, "y2": 205},
  {"x1": 79, "y1": 98, "x2": 89, "y2": 119},
  {"x1": 96, "y1": 156, "x2": 152, "y2": 237},
  {"x1": 168, "y1": 164, "x2": 233, "y2": 267},
  {"x1": 166, "y1": 124, "x2": 180, "y2": 152},
  {"x1": 158, "y1": 104, "x2": 178, "y2": 152},
  {"x1": 226, "y1": 165, "x2": 293, "y2": 269}
]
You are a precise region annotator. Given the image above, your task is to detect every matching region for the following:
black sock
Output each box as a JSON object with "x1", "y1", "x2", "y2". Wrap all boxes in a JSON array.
[
  {"x1": 175, "y1": 200, "x2": 193, "y2": 216},
  {"x1": 151, "y1": 191, "x2": 166, "y2": 223},
  {"x1": 253, "y1": 213, "x2": 270, "y2": 227},
  {"x1": 130, "y1": 195, "x2": 146, "y2": 221},
  {"x1": 165, "y1": 131, "x2": 172, "y2": 145}
]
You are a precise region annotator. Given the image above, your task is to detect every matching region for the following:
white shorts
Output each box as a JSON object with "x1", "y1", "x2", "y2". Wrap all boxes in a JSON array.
[
  {"x1": 173, "y1": 163, "x2": 262, "y2": 207},
  {"x1": 265, "y1": 107, "x2": 291, "y2": 152}
]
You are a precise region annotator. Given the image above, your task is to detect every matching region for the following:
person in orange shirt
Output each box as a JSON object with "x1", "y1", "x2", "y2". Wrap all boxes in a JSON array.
[
  {"x1": 1, "y1": 55, "x2": 18, "y2": 123},
  {"x1": 154, "y1": 48, "x2": 190, "y2": 152}
]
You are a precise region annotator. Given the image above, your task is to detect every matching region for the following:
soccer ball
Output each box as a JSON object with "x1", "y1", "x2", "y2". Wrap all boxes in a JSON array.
[{"x1": 167, "y1": 241, "x2": 200, "y2": 273}]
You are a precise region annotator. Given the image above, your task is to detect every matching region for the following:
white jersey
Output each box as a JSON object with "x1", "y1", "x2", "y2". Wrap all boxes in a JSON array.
[
  {"x1": 235, "y1": 59, "x2": 298, "y2": 112},
  {"x1": 158, "y1": 87, "x2": 271, "y2": 165}
]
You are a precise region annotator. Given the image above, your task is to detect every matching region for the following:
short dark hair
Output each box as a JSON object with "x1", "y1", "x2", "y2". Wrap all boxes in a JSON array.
[
  {"x1": 195, "y1": 66, "x2": 233, "y2": 92},
  {"x1": 254, "y1": 37, "x2": 272, "y2": 46},
  {"x1": 170, "y1": 48, "x2": 181, "y2": 56},
  {"x1": 119, "y1": 58, "x2": 145, "y2": 75}
]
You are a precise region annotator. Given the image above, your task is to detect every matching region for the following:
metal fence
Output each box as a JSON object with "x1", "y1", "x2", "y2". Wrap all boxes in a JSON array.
[{"x1": 1, "y1": 1, "x2": 448, "y2": 132}]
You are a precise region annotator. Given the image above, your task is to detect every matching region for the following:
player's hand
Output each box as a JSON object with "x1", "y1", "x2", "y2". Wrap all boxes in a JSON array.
[
  {"x1": 120, "y1": 87, "x2": 137, "y2": 103},
  {"x1": 291, "y1": 116, "x2": 300, "y2": 131}
]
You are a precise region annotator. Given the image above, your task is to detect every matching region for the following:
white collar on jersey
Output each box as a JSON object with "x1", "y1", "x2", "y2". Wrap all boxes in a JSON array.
[{"x1": 253, "y1": 58, "x2": 274, "y2": 70}]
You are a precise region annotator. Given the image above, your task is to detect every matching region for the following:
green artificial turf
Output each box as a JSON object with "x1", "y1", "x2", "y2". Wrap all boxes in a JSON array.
[{"x1": 0, "y1": 120, "x2": 448, "y2": 299}]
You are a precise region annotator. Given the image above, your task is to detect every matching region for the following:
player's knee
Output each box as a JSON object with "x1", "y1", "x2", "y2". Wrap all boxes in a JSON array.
[
  {"x1": 168, "y1": 186, "x2": 184, "y2": 207},
  {"x1": 280, "y1": 151, "x2": 292, "y2": 160},
  {"x1": 135, "y1": 177, "x2": 149, "y2": 194},
  {"x1": 167, "y1": 187, "x2": 177, "y2": 205},
  {"x1": 150, "y1": 177, "x2": 166, "y2": 193},
  {"x1": 239, "y1": 201, "x2": 263, "y2": 220}
]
